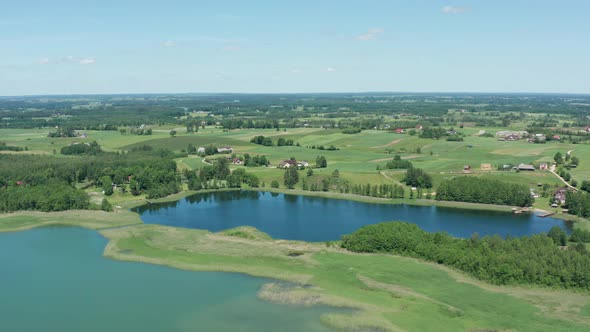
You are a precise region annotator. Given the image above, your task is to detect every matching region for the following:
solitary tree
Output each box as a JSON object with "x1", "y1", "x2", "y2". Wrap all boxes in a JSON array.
[
  {"x1": 284, "y1": 167, "x2": 299, "y2": 189},
  {"x1": 170, "y1": 129, "x2": 177, "y2": 137}
]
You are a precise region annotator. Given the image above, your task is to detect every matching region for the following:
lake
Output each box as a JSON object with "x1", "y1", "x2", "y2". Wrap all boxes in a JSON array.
[
  {"x1": 134, "y1": 190, "x2": 570, "y2": 241},
  {"x1": 0, "y1": 227, "x2": 335, "y2": 332}
]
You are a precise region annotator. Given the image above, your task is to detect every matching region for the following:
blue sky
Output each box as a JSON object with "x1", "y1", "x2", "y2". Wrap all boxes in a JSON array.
[{"x1": 1, "y1": 0, "x2": 589, "y2": 95}]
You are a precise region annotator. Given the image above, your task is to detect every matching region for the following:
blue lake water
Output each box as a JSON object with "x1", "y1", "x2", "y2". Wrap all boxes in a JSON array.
[
  {"x1": 134, "y1": 190, "x2": 571, "y2": 241},
  {"x1": 0, "y1": 227, "x2": 335, "y2": 332}
]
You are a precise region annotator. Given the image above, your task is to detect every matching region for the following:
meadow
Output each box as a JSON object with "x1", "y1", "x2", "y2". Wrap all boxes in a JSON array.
[{"x1": 2, "y1": 125, "x2": 587, "y2": 207}]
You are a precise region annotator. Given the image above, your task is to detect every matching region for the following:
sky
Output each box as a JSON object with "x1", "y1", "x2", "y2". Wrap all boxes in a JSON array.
[{"x1": 1, "y1": 0, "x2": 589, "y2": 95}]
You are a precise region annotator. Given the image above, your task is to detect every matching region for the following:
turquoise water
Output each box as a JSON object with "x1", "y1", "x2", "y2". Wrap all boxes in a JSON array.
[
  {"x1": 0, "y1": 227, "x2": 335, "y2": 332},
  {"x1": 134, "y1": 190, "x2": 570, "y2": 241}
]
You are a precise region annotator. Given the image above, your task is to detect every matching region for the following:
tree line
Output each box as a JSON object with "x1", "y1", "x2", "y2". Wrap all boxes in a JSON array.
[
  {"x1": 341, "y1": 222, "x2": 590, "y2": 290},
  {"x1": 436, "y1": 177, "x2": 534, "y2": 207}
]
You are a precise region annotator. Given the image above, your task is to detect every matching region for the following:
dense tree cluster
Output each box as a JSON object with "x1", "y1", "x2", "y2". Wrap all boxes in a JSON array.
[
  {"x1": 60, "y1": 141, "x2": 102, "y2": 155},
  {"x1": 436, "y1": 177, "x2": 533, "y2": 207},
  {"x1": 48, "y1": 127, "x2": 76, "y2": 138},
  {"x1": 308, "y1": 144, "x2": 338, "y2": 150},
  {"x1": 570, "y1": 228, "x2": 590, "y2": 243},
  {"x1": 284, "y1": 166, "x2": 300, "y2": 189},
  {"x1": 419, "y1": 127, "x2": 447, "y2": 139},
  {"x1": 349, "y1": 183, "x2": 405, "y2": 198},
  {"x1": 0, "y1": 148, "x2": 181, "y2": 210},
  {"x1": 341, "y1": 222, "x2": 590, "y2": 290},
  {"x1": 565, "y1": 191, "x2": 590, "y2": 218},
  {"x1": 379, "y1": 155, "x2": 413, "y2": 170},
  {"x1": 250, "y1": 135, "x2": 274, "y2": 146},
  {"x1": 0, "y1": 180, "x2": 89, "y2": 212},
  {"x1": 403, "y1": 167, "x2": 433, "y2": 188},
  {"x1": 221, "y1": 119, "x2": 279, "y2": 130},
  {"x1": 119, "y1": 127, "x2": 152, "y2": 135},
  {"x1": 276, "y1": 137, "x2": 294, "y2": 146},
  {"x1": 315, "y1": 155, "x2": 327, "y2": 168},
  {"x1": 242, "y1": 153, "x2": 269, "y2": 167}
]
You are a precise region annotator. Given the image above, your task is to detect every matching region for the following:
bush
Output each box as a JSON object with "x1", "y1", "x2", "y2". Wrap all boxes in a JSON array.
[{"x1": 101, "y1": 198, "x2": 113, "y2": 212}]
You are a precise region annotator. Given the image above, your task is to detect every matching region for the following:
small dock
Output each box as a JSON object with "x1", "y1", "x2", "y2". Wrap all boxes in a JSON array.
[
  {"x1": 512, "y1": 208, "x2": 531, "y2": 214},
  {"x1": 538, "y1": 212, "x2": 556, "y2": 218}
]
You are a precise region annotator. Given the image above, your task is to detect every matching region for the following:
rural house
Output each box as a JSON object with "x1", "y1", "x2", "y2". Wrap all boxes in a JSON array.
[
  {"x1": 217, "y1": 146, "x2": 233, "y2": 153},
  {"x1": 539, "y1": 163, "x2": 549, "y2": 170},
  {"x1": 554, "y1": 187, "x2": 568, "y2": 205},
  {"x1": 278, "y1": 160, "x2": 297, "y2": 168},
  {"x1": 480, "y1": 163, "x2": 492, "y2": 171},
  {"x1": 516, "y1": 164, "x2": 535, "y2": 171},
  {"x1": 495, "y1": 131, "x2": 528, "y2": 141},
  {"x1": 297, "y1": 161, "x2": 310, "y2": 168}
]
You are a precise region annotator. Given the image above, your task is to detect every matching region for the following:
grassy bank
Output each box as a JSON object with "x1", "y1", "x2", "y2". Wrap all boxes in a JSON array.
[
  {"x1": 100, "y1": 224, "x2": 590, "y2": 332},
  {"x1": 0, "y1": 209, "x2": 142, "y2": 233}
]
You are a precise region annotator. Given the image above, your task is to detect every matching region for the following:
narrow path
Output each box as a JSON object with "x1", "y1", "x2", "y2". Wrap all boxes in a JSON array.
[{"x1": 549, "y1": 164, "x2": 578, "y2": 191}]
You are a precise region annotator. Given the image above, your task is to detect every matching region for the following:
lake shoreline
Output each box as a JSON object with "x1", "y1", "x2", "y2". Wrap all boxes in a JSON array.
[{"x1": 130, "y1": 187, "x2": 588, "y2": 229}]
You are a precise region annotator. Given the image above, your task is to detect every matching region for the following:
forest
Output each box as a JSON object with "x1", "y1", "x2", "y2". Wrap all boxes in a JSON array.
[
  {"x1": 341, "y1": 222, "x2": 590, "y2": 290},
  {"x1": 0, "y1": 147, "x2": 181, "y2": 211}
]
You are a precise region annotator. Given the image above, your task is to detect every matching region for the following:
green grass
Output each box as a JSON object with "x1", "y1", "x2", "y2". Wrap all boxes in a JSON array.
[
  {"x1": 101, "y1": 223, "x2": 590, "y2": 332},
  {"x1": 0, "y1": 209, "x2": 142, "y2": 232}
]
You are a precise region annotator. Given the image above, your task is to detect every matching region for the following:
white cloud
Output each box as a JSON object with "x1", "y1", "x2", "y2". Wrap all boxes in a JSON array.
[
  {"x1": 38, "y1": 57, "x2": 50, "y2": 65},
  {"x1": 78, "y1": 58, "x2": 96, "y2": 65},
  {"x1": 441, "y1": 6, "x2": 467, "y2": 14},
  {"x1": 326, "y1": 67, "x2": 336, "y2": 72},
  {"x1": 356, "y1": 28, "x2": 384, "y2": 41},
  {"x1": 291, "y1": 69, "x2": 301, "y2": 73},
  {"x1": 162, "y1": 40, "x2": 176, "y2": 47}
]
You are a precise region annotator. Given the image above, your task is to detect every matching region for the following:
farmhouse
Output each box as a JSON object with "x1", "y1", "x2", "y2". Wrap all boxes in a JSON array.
[
  {"x1": 415, "y1": 125, "x2": 423, "y2": 130},
  {"x1": 495, "y1": 131, "x2": 528, "y2": 141},
  {"x1": 394, "y1": 128, "x2": 404, "y2": 134},
  {"x1": 516, "y1": 164, "x2": 535, "y2": 171},
  {"x1": 217, "y1": 146, "x2": 233, "y2": 153},
  {"x1": 232, "y1": 158, "x2": 242, "y2": 165},
  {"x1": 463, "y1": 165, "x2": 471, "y2": 173},
  {"x1": 480, "y1": 163, "x2": 493, "y2": 171},
  {"x1": 297, "y1": 161, "x2": 310, "y2": 168},
  {"x1": 528, "y1": 133, "x2": 546, "y2": 143},
  {"x1": 197, "y1": 147, "x2": 206, "y2": 154},
  {"x1": 585, "y1": 126, "x2": 590, "y2": 133},
  {"x1": 278, "y1": 160, "x2": 297, "y2": 168},
  {"x1": 554, "y1": 187, "x2": 568, "y2": 205},
  {"x1": 553, "y1": 135, "x2": 561, "y2": 140},
  {"x1": 539, "y1": 162, "x2": 549, "y2": 170}
]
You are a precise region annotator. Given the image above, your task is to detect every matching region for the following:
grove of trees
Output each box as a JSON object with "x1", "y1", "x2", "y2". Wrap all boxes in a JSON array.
[
  {"x1": 436, "y1": 177, "x2": 534, "y2": 207},
  {"x1": 341, "y1": 222, "x2": 590, "y2": 290}
]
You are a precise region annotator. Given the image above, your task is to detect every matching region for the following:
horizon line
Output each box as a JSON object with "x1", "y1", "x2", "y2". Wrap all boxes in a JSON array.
[{"x1": 2, "y1": 91, "x2": 590, "y2": 98}]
